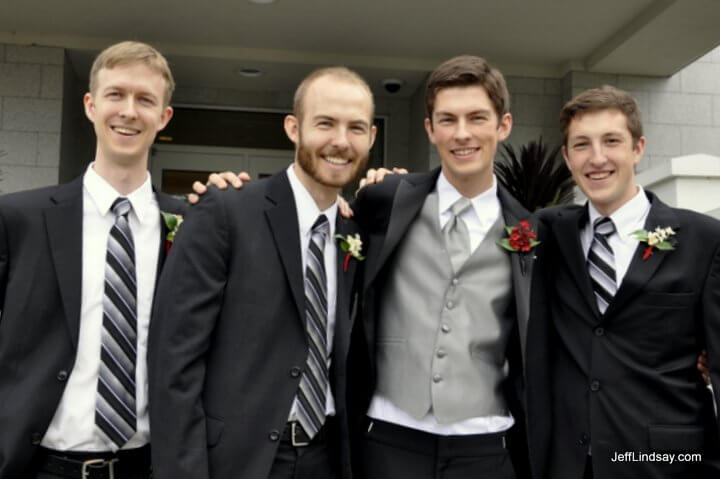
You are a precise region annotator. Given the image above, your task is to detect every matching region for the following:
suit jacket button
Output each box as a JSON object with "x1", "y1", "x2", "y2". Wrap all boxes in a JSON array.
[
  {"x1": 290, "y1": 367, "x2": 301, "y2": 378},
  {"x1": 269, "y1": 430, "x2": 280, "y2": 442},
  {"x1": 579, "y1": 434, "x2": 589, "y2": 446},
  {"x1": 594, "y1": 327, "x2": 604, "y2": 337},
  {"x1": 56, "y1": 370, "x2": 68, "y2": 381},
  {"x1": 590, "y1": 380, "x2": 600, "y2": 392},
  {"x1": 31, "y1": 432, "x2": 42, "y2": 445}
]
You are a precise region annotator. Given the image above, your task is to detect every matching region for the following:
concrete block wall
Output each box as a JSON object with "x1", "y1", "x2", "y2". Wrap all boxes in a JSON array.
[
  {"x1": 563, "y1": 46, "x2": 720, "y2": 173},
  {"x1": 0, "y1": 44, "x2": 64, "y2": 194}
]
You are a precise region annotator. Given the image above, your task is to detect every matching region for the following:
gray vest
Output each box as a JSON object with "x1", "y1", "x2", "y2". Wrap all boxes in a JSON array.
[{"x1": 375, "y1": 190, "x2": 514, "y2": 422}]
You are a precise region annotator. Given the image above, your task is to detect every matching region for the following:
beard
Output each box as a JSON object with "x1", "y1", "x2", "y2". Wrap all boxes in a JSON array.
[{"x1": 296, "y1": 140, "x2": 369, "y2": 189}]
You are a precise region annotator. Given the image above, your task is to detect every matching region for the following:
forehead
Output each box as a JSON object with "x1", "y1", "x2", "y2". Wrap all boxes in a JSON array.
[
  {"x1": 433, "y1": 85, "x2": 495, "y2": 115},
  {"x1": 94, "y1": 63, "x2": 167, "y2": 94},
  {"x1": 567, "y1": 108, "x2": 630, "y2": 137},
  {"x1": 301, "y1": 76, "x2": 373, "y2": 121}
]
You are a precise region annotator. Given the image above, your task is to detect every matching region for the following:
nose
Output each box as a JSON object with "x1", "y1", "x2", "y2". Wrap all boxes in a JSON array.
[
  {"x1": 589, "y1": 140, "x2": 607, "y2": 166},
  {"x1": 453, "y1": 118, "x2": 471, "y2": 142},
  {"x1": 119, "y1": 97, "x2": 138, "y2": 119},
  {"x1": 331, "y1": 126, "x2": 351, "y2": 151}
]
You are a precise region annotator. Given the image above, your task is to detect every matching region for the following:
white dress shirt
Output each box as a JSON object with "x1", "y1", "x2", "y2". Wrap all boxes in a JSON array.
[
  {"x1": 581, "y1": 186, "x2": 651, "y2": 287},
  {"x1": 367, "y1": 171, "x2": 514, "y2": 435},
  {"x1": 286, "y1": 165, "x2": 338, "y2": 417},
  {"x1": 42, "y1": 163, "x2": 160, "y2": 451}
]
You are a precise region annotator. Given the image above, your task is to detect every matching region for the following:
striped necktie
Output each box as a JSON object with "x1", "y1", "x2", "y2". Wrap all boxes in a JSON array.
[
  {"x1": 96, "y1": 197, "x2": 137, "y2": 450},
  {"x1": 296, "y1": 214, "x2": 330, "y2": 439},
  {"x1": 587, "y1": 217, "x2": 617, "y2": 314}
]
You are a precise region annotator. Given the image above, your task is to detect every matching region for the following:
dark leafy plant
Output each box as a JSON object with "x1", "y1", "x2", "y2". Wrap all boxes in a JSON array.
[{"x1": 495, "y1": 137, "x2": 575, "y2": 212}]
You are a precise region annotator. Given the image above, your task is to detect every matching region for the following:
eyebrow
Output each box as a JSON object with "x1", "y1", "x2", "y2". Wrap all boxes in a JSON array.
[{"x1": 434, "y1": 108, "x2": 492, "y2": 117}]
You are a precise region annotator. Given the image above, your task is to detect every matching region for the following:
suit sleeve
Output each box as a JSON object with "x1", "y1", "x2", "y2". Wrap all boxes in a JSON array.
[
  {"x1": 149, "y1": 188, "x2": 231, "y2": 479},
  {"x1": 0, "y1": 206, "x2": 8, "y2": 317},
  {"x1": 702, "y1": 242, "x2": 720, "y2": 438}
]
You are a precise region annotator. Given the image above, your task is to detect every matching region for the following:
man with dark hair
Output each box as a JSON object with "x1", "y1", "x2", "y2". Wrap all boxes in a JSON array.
[
  {"x1": 0, "y1": 41, "x2": 185, "y2": 478},
  {"x1": 347, "y1": 54, "x2": 531, "y2": 479},
  {"x1": 526, "y1": 85, "x2": 720, "y2": 479},
  {"x1": 149, "y1": 67, "x2": 376, "y2": 479}
]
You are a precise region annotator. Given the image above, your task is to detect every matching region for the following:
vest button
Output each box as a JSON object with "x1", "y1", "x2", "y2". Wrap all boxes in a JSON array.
[
  {"x1": 590, "y1": 380, "x2": 601, "y2": 392},
  {"x1": 56, "y1": 370, "x2": 68, "y2": 381},
  {"x1": 436, "y1": 348, "x2": 446, "y2": 358},
  {"x1": 446, "y1": 301, "x2": 454, "y2": 309},
  {"x1": 451, "y1": 278, "x2": 459, "y2": 285},
  {"x1": 268, "y1": 430, "x2": 280, "y2": 441},
  {"x1": 594, "y1": 327, "x2": 604, "y2": 337},
  {"x1": 433, "y1": 374, "x2": 442, "y2": 383},
  {"x1": 441, "y1": 324, "x2": 451, "y2": 333}
]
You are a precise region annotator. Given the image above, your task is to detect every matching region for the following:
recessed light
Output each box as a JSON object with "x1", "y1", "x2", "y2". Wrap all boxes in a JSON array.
[
  {"x1": 237, "y1": 68, "x2": 263, "y2": 78},
  {"x1": 248, "y1": 0, "x2": 276, "y2": 4}
]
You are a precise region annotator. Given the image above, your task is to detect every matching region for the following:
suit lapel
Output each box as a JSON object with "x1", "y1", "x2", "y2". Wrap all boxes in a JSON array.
[
  {"x1": 552, "y1": 205, "x2": 600, "y2": 317},
  {"x1": 265, "y1": 172, "x2": 306, "y2": 320},
  {"x1": 45, "y1": 178, "x2": 84, "y2": 348},
  {"x1": 366, "y1": 169, "x2": 440, "y2": 288},
  {"x1": 333, "y1": 217, "x2": 360, "y2": 359},
  {"x1": 604, "y1": 194, "x2": 678, "y2": 318}
]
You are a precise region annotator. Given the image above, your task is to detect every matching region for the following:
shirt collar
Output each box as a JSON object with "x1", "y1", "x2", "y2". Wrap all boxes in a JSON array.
[
  {"x1": 83, "y1": 162, "x2": 155, "y2": 224},
  {"x1": 437, "y1": 170, "x2": 499, "y2": 224},
  {"x1": 588, "y1": 185, "x2": 650, "y2": 241},
  {"x1": 286, "y1": 165, "x2": 338, "y2": 238}
]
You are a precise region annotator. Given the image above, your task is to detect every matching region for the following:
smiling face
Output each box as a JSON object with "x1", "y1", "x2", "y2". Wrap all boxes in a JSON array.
[
  {"x1": 425, "y1": 85, "x2": 512, "y2": 197},
  {"x1": 563, "y1": 108, "x2": 645, "y2": 216},
  {"x1": 84, "y1": 62, "x2": 173, "y2": 169},
  {"x1": 284, "y1": 74, "x2": 376, "y2": 205}
]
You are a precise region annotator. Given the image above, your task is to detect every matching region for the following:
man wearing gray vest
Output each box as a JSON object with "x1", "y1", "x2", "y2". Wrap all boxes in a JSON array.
[{"x1": 347, "y1": 55, "x2": 533, "y2": 479}]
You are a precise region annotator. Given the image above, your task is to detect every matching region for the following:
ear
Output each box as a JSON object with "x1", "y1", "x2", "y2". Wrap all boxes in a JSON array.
[
  {"x1": 424, "y1": 117, "x2": 436, "y2": 144},
  {"x1": 157, "y1": 106, "x2": 174, "y2": 131},
  {"x1": 632, "y1": 136, "x2": 646, "y2": 165},
  {"x1": 284, "y1": 114, "x2": 300, "y2": 145},
  {"x1": 83, "y1": 92, "x2": 95, "y2": 122},
  {"x1": 369, "y1": 124, "x2": 378, "y2": 148},
  {"x1": 562, "y1": 145, "x2": 571, "y2": 170},
  {"x1": 497, "y1": 113, "x2": 513, "y2": 141}
]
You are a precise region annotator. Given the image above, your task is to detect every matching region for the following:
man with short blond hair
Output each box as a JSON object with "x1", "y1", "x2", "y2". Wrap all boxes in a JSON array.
[{"x1": 0, "y1": 40, "x2": 185, "y2": 478}]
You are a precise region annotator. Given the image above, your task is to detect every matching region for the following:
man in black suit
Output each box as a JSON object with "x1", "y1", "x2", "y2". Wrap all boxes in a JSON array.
[
  {"x1": 149, "y1": 67, "x2": 376, "y2": 479},
  {"x1": 346, "y1": 55, "x2": 533, "y2": 479},
  {"x1": 526, "y1": 85, "x2": 720, "y2": 479},
  {"x1": 0, "y1": 41, "x2": 185, "y2": 478}
]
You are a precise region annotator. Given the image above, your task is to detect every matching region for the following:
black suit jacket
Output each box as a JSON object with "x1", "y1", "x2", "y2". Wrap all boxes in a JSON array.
[
  {"x1": 347, "y1": 168, "x2": 534, "y2": 476},
  {"x1": 0, "y1": 176, "x2": 185, "y2": 477},
  {"x1": 526, "y1": 191, "x2": 720, "y2": 479},
  {"x1": 149, "y1": 171, "x2": 362, "y2": 479}
]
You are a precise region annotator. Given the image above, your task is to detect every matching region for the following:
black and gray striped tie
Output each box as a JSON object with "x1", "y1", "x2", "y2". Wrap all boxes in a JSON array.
[
  {"x1": 96, "y1": 197, "x2": 137, "y2": 450},
  {"x1": 296, "y1": 214, "x2": 330, "y2": 439},
  {"x1": 588, "y1": 217, "x2": 617, "y2": 314}
]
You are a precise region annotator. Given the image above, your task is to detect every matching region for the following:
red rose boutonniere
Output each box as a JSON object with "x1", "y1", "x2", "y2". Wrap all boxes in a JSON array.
[
  {"x1": 335, "y1": 233, "x2": 365, "y2": 272},
  {"x1": 632, "y1": 226, "x2": 676, "y2": 260},
  {"x1": 161, "y1": 211, "x2": 183, "y2": 254},
  {"x1": 497, "y1": 220, "x2": 540, "y2": 274}
]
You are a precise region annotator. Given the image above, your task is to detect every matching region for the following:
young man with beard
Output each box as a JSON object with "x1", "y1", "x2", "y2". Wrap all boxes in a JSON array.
[
  {"x1": 149, "y1": 67, "x2": 376, "y2": 479},
  {"x1": 526, "y1": 86, "x2": 720, "y2": 479},
  {"x1": 0, "y1": 41, "x2": 184, "y2": 478}
]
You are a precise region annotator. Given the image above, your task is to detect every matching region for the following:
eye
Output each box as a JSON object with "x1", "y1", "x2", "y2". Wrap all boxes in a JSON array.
[
  {"x1": 605, "y1": 137, "x2": 621, "y2": 146},
  {"x1": 572, "y1": 141, "x2": 588, "y2": 150},
  {"x1": 350, "y1": 124, "x2": 368, "y2": 134},
  {"x1": 471, "y1": 114, "x2": 488, "y2": 123},
  {"x1": 105, "y1": 90, "x2": 121, "y2": 99},
  {"x1": 437, "y1": 117, "x2": 454, "y2": 125},
  {"x1": 139, "y1": 96, "x2": 156, "y2": 106}
]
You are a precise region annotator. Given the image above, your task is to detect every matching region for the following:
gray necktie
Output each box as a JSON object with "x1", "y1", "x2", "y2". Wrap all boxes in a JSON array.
[
  {"x1": 96, "y1": 197, "x2": 137, "y2": 451},
  {"x1": 443, "y1": 197, "x2": 472, "y2": 273},
  {"x1": 588, "y1": 217, "x2": 617, "y2": 314}
]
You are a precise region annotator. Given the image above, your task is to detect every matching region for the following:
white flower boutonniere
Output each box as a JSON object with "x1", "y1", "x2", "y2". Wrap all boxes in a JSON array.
[
  {"x1": 632, "y1": 226, "x2": 676, "y2": 260},
  {"x1": 161, "y1": 211, "x2": 184, "y2": 253},
  {"x1": 335, "y1": 233, "x2": 365, "y2": 272}
]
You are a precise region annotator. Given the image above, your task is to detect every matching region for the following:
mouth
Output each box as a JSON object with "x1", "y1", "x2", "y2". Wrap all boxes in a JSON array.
[
  {"x1": 585, "y1": 170, "x2": 614, "y2": 181},
  {"x1": 322, "y1": 155, "x2": 351, "y2": 167},
  {"x1": 111, "y1": 126, "x2": 141, "y2": 136},
  {"x1": 450, "y1": 147, "x2": 480, "y2": 158}
]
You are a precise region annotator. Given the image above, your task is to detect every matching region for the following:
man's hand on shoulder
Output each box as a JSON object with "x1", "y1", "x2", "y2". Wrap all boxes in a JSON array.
[
  {"x1": 356, "y1": 167, "x2": 408, "y2": 195},
  {"x1": 187, "y1": 171, "x2": 252, "y2": 204}
]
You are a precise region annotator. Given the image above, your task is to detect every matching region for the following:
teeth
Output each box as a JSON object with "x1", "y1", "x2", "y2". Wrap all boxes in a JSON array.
[
  {"x1": 453, "y1": 148, "x2": 478, "y2": 156},
  {"x1": 325, "y1": 156, "x2": 349, "y2": 165},
  {"x1": 588, "y1": 172, "x2": 611, "y2": 180},
  {"x1": 112, "y1": 126, "x2": 140, "y2": 135}
]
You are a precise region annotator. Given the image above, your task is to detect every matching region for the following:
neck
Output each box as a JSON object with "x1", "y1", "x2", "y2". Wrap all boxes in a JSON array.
[
  {"x1": 292, "y1": 162, "x2": 338, "y2": 211},
  {"x1": 93, "y1": 152, "x2": 149, "y2": 196},
  {"x1": 443, "y1": 169, "x2": 493, "y2": 199}
]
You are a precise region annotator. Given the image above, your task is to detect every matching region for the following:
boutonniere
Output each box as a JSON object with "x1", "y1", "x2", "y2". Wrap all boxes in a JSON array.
[
  {"x1": 497, "y1": 220, "x2": 540, "y2": 275},
  {"x1": 161, "y1": 211, "x2": 183, "y2": 253},
  {"x1": 335, "y1": 233, "x2": 365, "y2": 272},
  {"x1": 632, "y1": 226, "x2": 676, "y2": 260}
]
